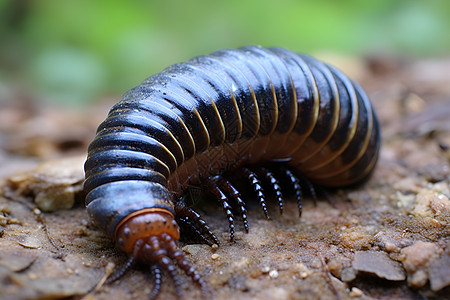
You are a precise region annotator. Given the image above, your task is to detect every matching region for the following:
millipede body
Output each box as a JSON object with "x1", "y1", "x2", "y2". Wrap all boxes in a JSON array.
[{"x1": 84, "y1": 46, "x2": 380, "y2": 298}]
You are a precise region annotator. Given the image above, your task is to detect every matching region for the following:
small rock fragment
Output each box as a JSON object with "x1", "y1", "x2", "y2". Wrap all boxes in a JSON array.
[
  {"x1": 0, "y1": 250, "x2": 37, "y2": 271},
  {"x1": 401, "y1": 241, "x2": 443, "y2": 288},
  {"x1": 428, "y1": 251, "x2": 450, "y2": 291},
  {"x1": 341, "y1": 268, "x2": 356, "y2": 282},
  {"x1": 401, "y1": 241, "x2": 442, "y2": 271},
  {"x1": 349, "y1": 287, "x2": 363, "y2": 297},
  {"x1": 295, "y1": 263, "x2": 312, "y2": 279},
  {"x1": 391, "y1": 191, "x2": 416, "y2": 208},
  {"x1": 353, "y1": 250, "x2": 406, "y2": 281},
  {"x1": 269, "y1": 269, "x2": 279, "y2": 279},
  {"x1": 17, "y1": 235, "x2": 41, "y2": 249},
  {"x1": 29, "y1": 277, "x2": 96, "y2": 298},
  {"x1": 411, "y1": 187, "x2": 450, "y2": 218},
  {"x1": 182, "y1": 244, "x2": 203, "y2": 256},
  {"x1": 407, "y1": 269, "x2": 428, "y2": 287},
  {"x1": 327, "y1": 258, "x2": 343, "y2": 277},
  {"x1": 429, "y1": 193, "x2": 450, "y2": 216},
  {"x1": 340, "y1": 226, "x2": 373, "y2": 250},
  {"x1": 412, "y1": 190, "x2": 439, "y2": 217},
  {"x1": 374, "y1": 230, "x2": 413, "y2": 253},
  {"x1": 4, "y1": 156, "x2": 85, "y2": 211}
]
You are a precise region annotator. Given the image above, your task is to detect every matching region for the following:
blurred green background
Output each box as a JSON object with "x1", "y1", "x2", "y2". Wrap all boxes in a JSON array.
[{"x1": 1, "y1": 0, "x2": 449, "y2": 105}]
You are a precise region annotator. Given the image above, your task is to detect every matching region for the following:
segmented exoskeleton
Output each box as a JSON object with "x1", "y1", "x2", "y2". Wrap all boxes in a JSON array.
[{"x1": 84, "y1": 46, "x2": 380, "y2": 299}]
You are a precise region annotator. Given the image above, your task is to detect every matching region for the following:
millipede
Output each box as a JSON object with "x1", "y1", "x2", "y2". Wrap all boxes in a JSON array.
[{"x1": 84, "y1": 45, "x2": 381, "y2": 299}]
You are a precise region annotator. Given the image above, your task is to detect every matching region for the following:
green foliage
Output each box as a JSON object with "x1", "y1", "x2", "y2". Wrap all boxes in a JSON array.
[{"x1": 1, "y1": 0, "x2": 449, "y2": 104}]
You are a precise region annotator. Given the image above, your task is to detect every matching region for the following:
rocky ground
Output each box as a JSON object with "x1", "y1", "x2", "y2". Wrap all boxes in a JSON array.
[{"x1": 0, "y1": 54, "x2": 449, "y2": 300}]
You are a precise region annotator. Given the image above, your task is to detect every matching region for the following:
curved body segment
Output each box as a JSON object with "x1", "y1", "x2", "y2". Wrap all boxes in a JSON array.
[{"x1": 84, "y1": 46, "x2": 380, "y2": 298}]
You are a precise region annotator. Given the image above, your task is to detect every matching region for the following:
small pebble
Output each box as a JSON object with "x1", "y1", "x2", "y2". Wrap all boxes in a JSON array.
[
  {"x1": 353, "y1": 250, "x2": 405, "y2": 281},
  {"x1": 349, "y1": 287, "x2": 363, "y2": 297},
  {"x1": 269, "y1": 270, "x2": 279, "y2": 279},
  {"x1": 296, "y1": 263, "x2": 312, "y2": 279},
  {"x1": 211, "y1": 253, "x2": 219, "y2": 260},
  {"x1": 299, "y1": 271, "x2": 309, "y2": 279},
  {"x1": 341, "y1": 268, "x2": 356, "y2": 282}
]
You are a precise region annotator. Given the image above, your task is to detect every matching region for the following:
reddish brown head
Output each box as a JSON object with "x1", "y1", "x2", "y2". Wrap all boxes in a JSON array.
[
  {"x1": 113, "y1": 208, "x2": 207, "y2": 299},
  {"x1": 115, "y1": 208, "x2": 180, "y2": 256}
]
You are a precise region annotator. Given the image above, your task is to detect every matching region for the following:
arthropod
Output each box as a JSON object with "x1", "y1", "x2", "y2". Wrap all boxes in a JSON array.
[{"x1": 84, "y1": 46, "x2": 380, "y2": 298}]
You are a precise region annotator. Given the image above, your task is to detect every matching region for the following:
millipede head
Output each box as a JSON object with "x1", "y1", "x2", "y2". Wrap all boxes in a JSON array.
[{"x1": 113, "y1": 208, "x2": 207, "y2": 299}]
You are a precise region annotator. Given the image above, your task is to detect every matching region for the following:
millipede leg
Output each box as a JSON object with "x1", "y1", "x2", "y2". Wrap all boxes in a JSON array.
[
  {"x1": 149, "y1": 234, "x2": 207, "y2": 300},
  {"x1": 240, "y1": 167, "x2": 269, "y2": 219},
  {"x1": 175, "y1": 200, "x2": 219, "y2": 245},
  {"x1": 302, "y1": 175, "x2": 318, "y2": 205},
  {"x1": 147, "y1": 237, "x2": 183, "y2": 300},
  {"x1": 257, "y1": 167, "x2": 284, "y2": 215},
  {"x1": 149, "y1": 265, "x2": 162, "y2": 300},
  {"x1": 217, "y1": 178, "x2": 249, "y2": 233},
  {"x1": 159, "y1": 256, "x2": 182, "y2": 298},
  {"x1": 106, "y1": 239, "x2": 143, "y2": 284},
  {"x1": 282, "y1": 168, "x2": 303, "y2": 217},
  {"x1": 314, "y1": 184, "x2": 336, "y2": 208},
  {"x1": 106, "y1": 255, "x2": 136, "y2": 284},
  {"x1": 171, "y1": 247, "x2": 209, "y2": 298},
  {"x1": 295, "y1": 173, "x2": 335, "y2": 207},
  {"x1": 206, "y1": 179, "x2": 236, "y2": 241}
]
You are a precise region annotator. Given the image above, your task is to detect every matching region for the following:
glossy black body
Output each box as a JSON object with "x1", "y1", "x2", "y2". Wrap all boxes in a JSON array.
[{"x1": 84, "y1": 46, "x2": 381, "y2": 237}]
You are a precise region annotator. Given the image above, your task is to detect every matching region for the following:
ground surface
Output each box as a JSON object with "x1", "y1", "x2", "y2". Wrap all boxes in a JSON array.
[{"x1": 0, "y1": 54, "x2": 449, "y2": 300}]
